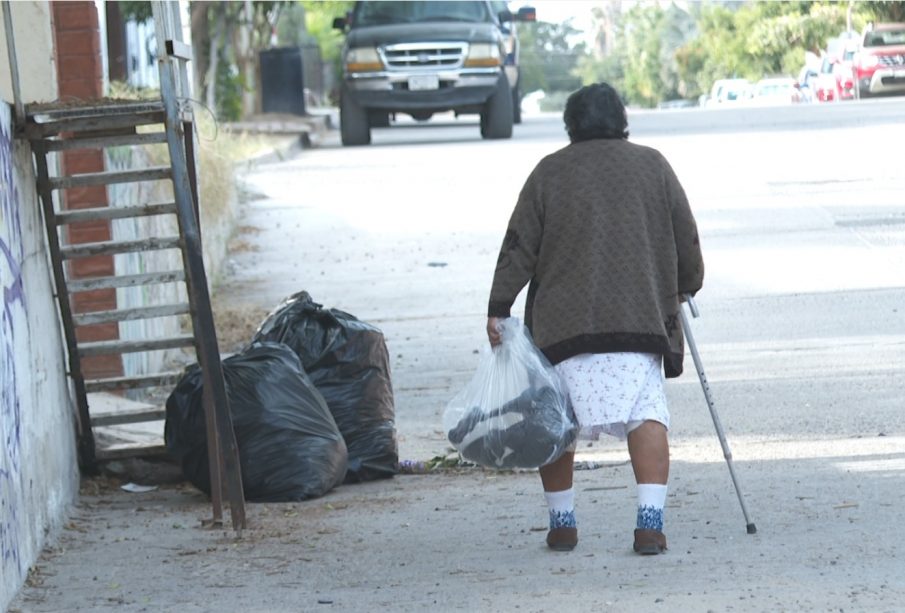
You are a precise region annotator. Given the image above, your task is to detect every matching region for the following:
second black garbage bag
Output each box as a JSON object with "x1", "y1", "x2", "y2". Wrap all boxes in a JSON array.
[
  {"x1": 252, "y1": 291, "x2": 398, "y2": 483},
  {"x1": 165, "y1": 342, "x2": 348, "y2": 502}
]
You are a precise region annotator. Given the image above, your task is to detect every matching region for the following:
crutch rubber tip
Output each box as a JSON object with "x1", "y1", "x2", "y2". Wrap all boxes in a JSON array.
[{"x1": 746, "y1": 523, "x2": 757, "y2": 535}]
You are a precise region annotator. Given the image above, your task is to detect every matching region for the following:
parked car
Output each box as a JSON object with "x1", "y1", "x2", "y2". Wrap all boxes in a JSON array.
[
  {"x1": 834, "y1": 49, "x2": 857, "y2": 100},
  {"x1": 705, "y1": 78, "x2": 752, "y2": 106},
  {"x1": 814, "y1": 57, "x2": 837, "y2": 101},
  {"x1": 658, "y1": 98, "x2": 697, "y2": 110},
  {"x1": 815, "y1": 48, "x2": 858, "y2": 102},
  {"x1": 852, "y1": 22, "x2": 905, "y2": 98},
  {"x1": 815, "y1": 59, "x2": 836, "y2": 102},
  {"x1": 750, "y1": 77, "x2": 801, "y2": 105},
  {"x1": 332, "y1": 0, "x2": 536, "y2": 146},
  {"x1": 797, "y1": 65, "x2": 820, "y2": 103}
]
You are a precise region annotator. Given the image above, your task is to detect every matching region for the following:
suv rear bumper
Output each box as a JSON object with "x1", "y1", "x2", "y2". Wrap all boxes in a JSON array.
[{"x1": 345, "y1": 68, "x2": 502, "y2": 111}]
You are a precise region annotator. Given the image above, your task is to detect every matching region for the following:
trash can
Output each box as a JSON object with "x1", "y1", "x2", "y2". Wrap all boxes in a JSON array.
[{"x1": 259, "y1": 47, "x2": 306, "y2": 116}]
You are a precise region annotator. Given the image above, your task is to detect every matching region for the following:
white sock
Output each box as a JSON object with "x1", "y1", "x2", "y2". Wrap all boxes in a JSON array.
[
  {"x1": 637, "y1": 483, "x2": 667, "y2": 508},
  {"x1": 544, "y1": 487, "x2": 575, "y2": 513},
  {"x1": 637, "y1": 483, "x2": 667, "y2": 531},
  {"x1": 544, "y1": 487, "x2": 576, "y2": 529}
]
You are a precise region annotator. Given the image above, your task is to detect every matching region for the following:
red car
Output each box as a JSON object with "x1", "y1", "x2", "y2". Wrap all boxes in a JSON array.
[
  {"x1": 835, "y1": 49, "x2": 857, "y2": 100},
  {"x1": 815, "y1": 54, "x2": 856, "y2": 102},
  {"x1": 852, "y1": 23, "x2": 905, "y2": 98}
]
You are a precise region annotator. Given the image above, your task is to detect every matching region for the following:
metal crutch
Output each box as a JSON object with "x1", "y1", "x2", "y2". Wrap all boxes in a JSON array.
[{"x1": 680, "y1": 294, "x2": 757, "y2": 535}]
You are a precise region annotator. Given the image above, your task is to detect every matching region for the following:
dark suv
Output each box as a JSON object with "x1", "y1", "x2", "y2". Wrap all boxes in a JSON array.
[
  {"x1": 852, "y1": 23, "x2": 905, "y2": 98},
  {"x1": 332, "y1": 1, "x2": 535, "y2": 146}
]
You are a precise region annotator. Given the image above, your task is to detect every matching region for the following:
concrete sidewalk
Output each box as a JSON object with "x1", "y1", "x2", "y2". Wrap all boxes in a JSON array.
[
  {"x1": 10, "y1": 117, "x2": 905, "y2": 612},
  {"x1": 9, "y1": 434, "x2": 905, "y2": 611}
]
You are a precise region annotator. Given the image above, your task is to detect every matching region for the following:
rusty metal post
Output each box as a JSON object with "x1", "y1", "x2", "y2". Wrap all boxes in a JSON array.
[{"x1": 152, "y1": 0, "x2": 246, "y2": 532}]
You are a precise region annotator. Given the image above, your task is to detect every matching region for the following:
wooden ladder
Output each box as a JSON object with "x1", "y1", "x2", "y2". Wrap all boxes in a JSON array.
[{"x1": 23, "y1": 1, "x2": 245, "y2": 530}]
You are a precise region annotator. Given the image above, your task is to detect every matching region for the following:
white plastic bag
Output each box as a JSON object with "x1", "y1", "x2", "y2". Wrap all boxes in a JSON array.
[{"x1": 443, "y1": 318, "x2": 578, "y2": 469}]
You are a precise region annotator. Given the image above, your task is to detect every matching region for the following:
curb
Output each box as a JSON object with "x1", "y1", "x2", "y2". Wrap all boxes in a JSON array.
[{"x1": 225, "y1": 109, "x2": 338, "y2": 167}]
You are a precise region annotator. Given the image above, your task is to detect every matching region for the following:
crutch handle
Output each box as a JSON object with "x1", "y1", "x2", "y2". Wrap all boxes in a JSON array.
[{"x1": 683, "y1": 293, "x2": 700, "y2": 318}]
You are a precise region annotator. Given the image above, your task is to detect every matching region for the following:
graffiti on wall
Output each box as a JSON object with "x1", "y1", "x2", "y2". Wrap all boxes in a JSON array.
[{"x1": 0, "y1": 103, "x2": 25, "y2": 574}]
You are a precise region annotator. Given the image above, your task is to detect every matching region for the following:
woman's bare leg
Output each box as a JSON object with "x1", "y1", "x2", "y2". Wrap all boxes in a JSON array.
[
  {"x1": 627, "y1": 420, "x2": 669, "y2": 553},
  {"x1": 539, "y1": 450, "x2": 577, "y2": 550},
  {"x1": 627, "y1": 421, "x2": 669, "y2": 484},
  {"x1": 539, "y1": 450, "x2": 575, "y2": 491}
]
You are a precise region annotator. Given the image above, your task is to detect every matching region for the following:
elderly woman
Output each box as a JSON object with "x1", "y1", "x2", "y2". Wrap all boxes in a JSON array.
[{"x1": 487, "y1": 83, "x2": 704, "y2": 555}]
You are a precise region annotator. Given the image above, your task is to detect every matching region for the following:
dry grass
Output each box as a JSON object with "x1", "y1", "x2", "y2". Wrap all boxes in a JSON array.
[
  {"x1": 105, "y1": 81, "x2": 273, "y2": 238},
  {"x1": 103, "y1": 83, "x2": 282, "y2": 354},
  {"x1": 210, "y1": 300, "x2": 271, "y2": 354}
]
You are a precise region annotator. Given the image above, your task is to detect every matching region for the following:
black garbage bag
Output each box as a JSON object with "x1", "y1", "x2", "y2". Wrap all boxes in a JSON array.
[
  {"x1": 252, "y1": 291, "x2": 397, "y2": 483},
  {"x1": 165, "y1": 342, "x2": 348, "y2": 502},
  {"x1": 447, "y1": 385, "x2": 578, "y2": 469}
]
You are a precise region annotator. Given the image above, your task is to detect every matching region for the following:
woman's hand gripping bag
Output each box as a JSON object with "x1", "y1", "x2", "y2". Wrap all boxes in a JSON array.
[{"x1": 443, "y1": 318, "x2": 578, "y2": 469}]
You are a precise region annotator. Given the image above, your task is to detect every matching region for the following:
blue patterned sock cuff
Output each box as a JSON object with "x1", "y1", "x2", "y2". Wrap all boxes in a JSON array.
[
  {"x1": 636, "y1": 505, "x2": 664, "y2": 531},
  {"x1": 549, "y1": 508, "x2": 577, "y2": 530}
]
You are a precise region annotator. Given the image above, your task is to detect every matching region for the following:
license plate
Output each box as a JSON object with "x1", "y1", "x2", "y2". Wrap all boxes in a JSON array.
[{"x1": 408, "y1": 75, "x2": 439, "y2": 91}]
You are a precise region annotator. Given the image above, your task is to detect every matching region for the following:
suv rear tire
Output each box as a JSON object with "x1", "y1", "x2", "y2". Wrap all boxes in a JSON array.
[
  {"x1": 512, "y1": 81, "x2": 522, "y2": 124},
  {"x1": 341, "y1": 87, "x2": 371, "y2": 146},
  {"x1": 369, "y1": 110, "x2": 391, "y2": 128},
  {"x1": 480, "y1": 75, "x2": 514, "y2": 139}
]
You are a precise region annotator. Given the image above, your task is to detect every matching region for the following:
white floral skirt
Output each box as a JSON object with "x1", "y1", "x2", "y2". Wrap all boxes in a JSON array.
[{"x1": 554, "y1": 352, "x2": 669, "y2": 441}]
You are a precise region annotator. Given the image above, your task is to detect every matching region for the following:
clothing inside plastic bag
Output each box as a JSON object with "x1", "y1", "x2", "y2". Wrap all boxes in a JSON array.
[
  {"x1": 443, "y1": 318, "x2": 578, "y2": 469},
  {"x1": 252, "y1": 291, "x2": 397, "y2": 483},
  {"x1": 164, "y1": 342, "x2": 348, "y2": 502}
]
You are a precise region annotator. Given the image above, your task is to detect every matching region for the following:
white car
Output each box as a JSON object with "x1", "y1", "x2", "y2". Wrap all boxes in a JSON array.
[
  {"x1": 706, "y1": 78, "x2": 752, "y2": 106},
  {"x1": 750, "y1": 77, "x2": 802, "y2": 105}
]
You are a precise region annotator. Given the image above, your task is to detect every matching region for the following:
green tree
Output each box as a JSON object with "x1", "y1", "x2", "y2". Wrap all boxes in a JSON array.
[
  {"x1": 574, "y1": 5, "x2": 627, "y2": 95},
  {"x1": 674, "y1": 1, "x2": 859, "y2": 102},
  {"x1": 119, "y1": 1, "x2": 153, "y2": 22},
  {"x1": 518, "y1": 20, "x2": 587, "y2": 94},
  {"x1": 119, "y1": 1, "x2": 288, "y2": 120},
  {"x1": 659, "y1": 3, "x2": 698, "y2": 99},
  {"x1": 859, "y1": 1, "x2": 905, "y2": 22},
  {"x1": 300, "y1": 0, "x2": 353, "y2": 65},
  {"x1": 297, "y1": 1, "x2": 355, "y2": 102},
  {"x1": 577, "y1": 0, "x2": 900, "y2": 107},
  {"x1": 743, "y1": 2, "x2": 848, "y2": 74},
  {"x1": 574, "y1": 50, "x2": 625, "y2": 96},
  {"x1": 621, "y1": 4, "x2": 668, "y2": 107},
  {"x1": 585, "y1": 3, "x2": 696, "y2": 108}
]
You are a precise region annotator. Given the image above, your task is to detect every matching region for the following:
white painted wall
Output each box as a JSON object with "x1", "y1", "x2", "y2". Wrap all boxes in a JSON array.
[
  {"x1": 0, "y1": 1, "x2": 57, "y2": 104},
  {"x1": 1, "y1": 101, "x2": 79, "y2": 612},
  {"x1": 1, "y1": 8, "x2": 80, "y2": 607}
]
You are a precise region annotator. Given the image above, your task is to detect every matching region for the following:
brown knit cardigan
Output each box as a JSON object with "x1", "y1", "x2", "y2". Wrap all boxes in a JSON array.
[{"x1": 488, "y1": 138, "x2": 704, "y2": 378}]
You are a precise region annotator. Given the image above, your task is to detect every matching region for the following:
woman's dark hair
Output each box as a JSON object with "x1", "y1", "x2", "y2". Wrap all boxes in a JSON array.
[{"x1": 563, "y1": 83, "x2": 629, "y2": 143}]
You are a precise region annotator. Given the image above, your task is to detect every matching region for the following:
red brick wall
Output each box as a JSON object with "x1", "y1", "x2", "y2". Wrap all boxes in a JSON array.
[{"x1": 52, "y1": 1, "x2": 122, "y2": 380}]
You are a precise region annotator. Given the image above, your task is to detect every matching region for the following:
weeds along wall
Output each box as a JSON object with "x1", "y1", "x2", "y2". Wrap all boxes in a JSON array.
[{"x1": 0, "y1": 103, "x2": 79, "y2": 611}]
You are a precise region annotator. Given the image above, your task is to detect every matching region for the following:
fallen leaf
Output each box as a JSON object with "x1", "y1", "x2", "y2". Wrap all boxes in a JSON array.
[{"x1": 833, "y1": 502, "x2": 859, "y2": 510}]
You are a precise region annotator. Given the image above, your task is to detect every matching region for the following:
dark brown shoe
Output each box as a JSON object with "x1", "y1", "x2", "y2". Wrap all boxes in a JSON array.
[
  {"x1": 546, "y1": 527, "x2": 578, "y2": 551},
  {"x1": 633, "y1": 529, "x2": 667, "y2": 555}
]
